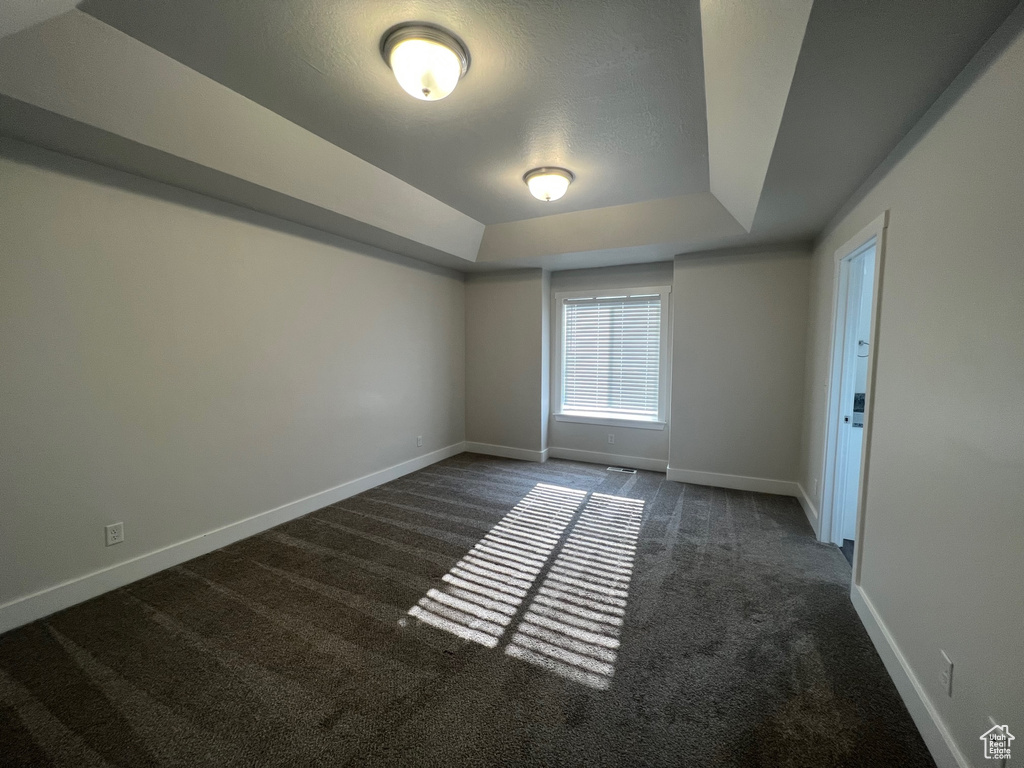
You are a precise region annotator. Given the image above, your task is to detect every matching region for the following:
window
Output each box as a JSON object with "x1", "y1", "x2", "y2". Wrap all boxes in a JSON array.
[{"x1": 554, "y1": 286, "x2": 670, "y2": 429}]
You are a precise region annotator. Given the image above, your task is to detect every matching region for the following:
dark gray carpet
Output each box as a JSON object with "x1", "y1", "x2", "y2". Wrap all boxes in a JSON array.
[{"x1": 0, "y1": 453, "x2": 934, "y2": 767}]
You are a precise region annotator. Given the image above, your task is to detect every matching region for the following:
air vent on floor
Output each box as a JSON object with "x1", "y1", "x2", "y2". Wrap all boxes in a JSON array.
[{"x1": 606, "y1": 467, "x2": 637, "y2": 473}]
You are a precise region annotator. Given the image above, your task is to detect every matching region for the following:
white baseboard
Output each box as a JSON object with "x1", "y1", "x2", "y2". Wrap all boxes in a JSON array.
[
  {"x1": 665, "y1": 466, "x2": 799, "y2": 497},
  {"x1": 464, "y1": 441, "x2": 548, "y2": 463},
  {"x1": 796, "y1": 483, "x2": 820, "y2": 537},
  {"x1": 850, "y1": 584, "x2": 967, "y2": 768},
  {"x1": 547, "y1": 447, "x2": 667, "y2": 473},
  {"x1": 0, "y1": 442, "x2": 466, "y2": 636}
]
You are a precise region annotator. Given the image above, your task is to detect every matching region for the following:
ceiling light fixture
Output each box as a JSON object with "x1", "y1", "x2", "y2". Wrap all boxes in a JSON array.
[
  {"x1": 381, "y1": 23, "x2": 469, "y2": 101},
  {"x1": 523, "y1": 167, "x2": 575, "y2": 202}
]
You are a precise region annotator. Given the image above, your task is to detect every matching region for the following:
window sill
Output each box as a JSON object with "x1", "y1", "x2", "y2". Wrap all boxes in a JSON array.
[{"x1": 553, "y1": 413, "x2": 666, "y2": 430}]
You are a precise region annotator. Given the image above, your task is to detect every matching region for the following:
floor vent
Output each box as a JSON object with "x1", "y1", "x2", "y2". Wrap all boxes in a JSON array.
[{"x1": 606, "y1": 467, "x2": 637, "y2": 473}]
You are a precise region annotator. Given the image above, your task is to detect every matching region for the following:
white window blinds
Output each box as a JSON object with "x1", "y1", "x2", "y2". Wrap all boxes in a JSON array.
[{"x1": 561, "y1": 292, "x2": 664, "y2": 419}]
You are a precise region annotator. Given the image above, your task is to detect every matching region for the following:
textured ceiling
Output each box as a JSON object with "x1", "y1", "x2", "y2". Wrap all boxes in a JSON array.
[
  {"x1": 80, "y1": 0, "x2": 710, "y2": 225},
  {"x1": 3, "y1": 0, "x2": 1017, "y2": 271},
  {"x1": 750, "y1": 0, "x2": 1021, "y2": 239}
]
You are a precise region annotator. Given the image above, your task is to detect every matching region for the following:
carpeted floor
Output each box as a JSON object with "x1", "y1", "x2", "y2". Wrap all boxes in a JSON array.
[{"x1": 0, "y1": 453, "x2": 934, "y2": 767}]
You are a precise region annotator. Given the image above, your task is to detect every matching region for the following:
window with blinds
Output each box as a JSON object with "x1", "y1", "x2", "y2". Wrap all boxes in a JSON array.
[{"x1": 559, "y1": 289, "x2": 667, "y2": 421}]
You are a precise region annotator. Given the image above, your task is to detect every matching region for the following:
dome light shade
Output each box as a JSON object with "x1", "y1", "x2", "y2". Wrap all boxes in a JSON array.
[
  {"x1": 381, "y1": 24, "x2": 469, "y2": 101},
  {"x1": 524, "y1": 167, "x2": 575, "y2": 202}
]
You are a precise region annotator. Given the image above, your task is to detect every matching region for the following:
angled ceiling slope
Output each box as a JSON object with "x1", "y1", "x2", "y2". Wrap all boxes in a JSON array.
[
  {"x1": 0, "y1": 11, "x2": 484, "y2": 271},
  {"x1": 700, "y1": 0, "x2": 813, "y2": 232},
  {"x1": 751, "y1": 0, "x2": 1021, "y2": 239},
  {"x1": 0, "y1": 3, "x2": 1019, "y2": 272}
]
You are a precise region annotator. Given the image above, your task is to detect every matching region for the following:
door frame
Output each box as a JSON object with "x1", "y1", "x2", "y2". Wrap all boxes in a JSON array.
[{"x1": 818, "y1": 211, "x2": 888, "y2": 583}]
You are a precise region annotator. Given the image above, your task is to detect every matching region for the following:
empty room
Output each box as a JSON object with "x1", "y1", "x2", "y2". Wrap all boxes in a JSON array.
[{"x1": 0, "y1": 1, "x2": 1021, "y2": 766}]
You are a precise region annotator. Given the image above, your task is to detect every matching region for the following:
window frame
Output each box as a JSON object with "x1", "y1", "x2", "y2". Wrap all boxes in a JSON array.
[{"x1": 552, "y1": 285, "x2": 671, "y2": 430}]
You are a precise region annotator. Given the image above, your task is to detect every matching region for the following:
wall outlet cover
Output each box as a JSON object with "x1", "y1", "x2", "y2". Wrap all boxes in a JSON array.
[{"x1": 105, "y1": 522, "x2": 124, "y2": 547}]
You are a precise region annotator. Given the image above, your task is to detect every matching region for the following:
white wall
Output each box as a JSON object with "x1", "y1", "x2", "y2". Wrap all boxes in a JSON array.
[
  {"x1": 548, "y1": 262, "x2": 673, "y2": 467},
  {"x1": 798, "y1": 10, "x2": 1024, "y2": 763},
  {"x1": 670, "y1": 249, "x2": 810, "y2": 486},
  {"x1": 464, "y1": 270, "x2": 546, "y2": 458},
  {"x1": 0, "y1": 141, "x2": 466, "y2": 616},
  {"x1": 474, "y1": 254, "x2": 811, "y2": 482}
]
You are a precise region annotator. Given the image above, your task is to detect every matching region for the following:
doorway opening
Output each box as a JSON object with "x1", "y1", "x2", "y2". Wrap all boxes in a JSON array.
[{"x1": 819, "y1": 213, "x2": 887, "y2": 578}]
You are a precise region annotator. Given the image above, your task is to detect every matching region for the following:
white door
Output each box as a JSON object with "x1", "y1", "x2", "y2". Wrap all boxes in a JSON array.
[{"x1": 834, "y1": 246, "x2": 875, "y2": 545}]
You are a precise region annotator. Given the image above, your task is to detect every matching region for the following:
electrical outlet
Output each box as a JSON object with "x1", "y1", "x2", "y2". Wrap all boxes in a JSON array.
[
  {"x1": 416, "y1": 435, "x2": 423, "y2": 447},
  {"x1": 608, "y1": 434, "x2": 615, "y2": 445},
  {"x1": 940, "y1": 650, "x2": 953, "y2": 697},
  {"x1": 105, "y1": 522, "x2": 124, "y2": 547}
]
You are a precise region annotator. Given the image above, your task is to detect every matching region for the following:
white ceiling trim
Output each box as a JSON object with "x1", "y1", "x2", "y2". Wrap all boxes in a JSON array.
[{"x1": 701, "y1": 0, "x2": 813, "y2": 231}]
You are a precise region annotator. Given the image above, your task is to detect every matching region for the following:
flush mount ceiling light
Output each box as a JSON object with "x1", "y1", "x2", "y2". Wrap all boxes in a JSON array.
[
  {"x1": 523, "y1": 167, "x2": 575, "y2": 202},
  {"x1": 381, "y1": 23, "x2": 469, "y2": 101}
]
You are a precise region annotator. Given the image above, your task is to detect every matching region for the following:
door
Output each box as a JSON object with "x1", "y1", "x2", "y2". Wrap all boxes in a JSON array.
[{"x1": 833, "y1": 245, "x2": 875, "y2": 546}]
